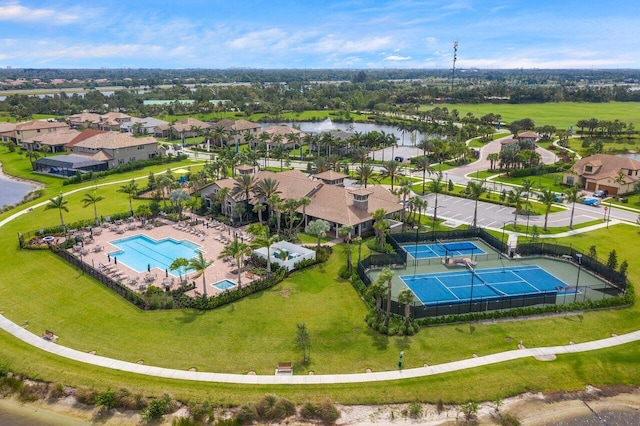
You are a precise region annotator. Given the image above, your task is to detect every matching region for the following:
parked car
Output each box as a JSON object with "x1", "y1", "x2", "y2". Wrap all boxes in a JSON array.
[
  {"x1": 593, "y1": 189, "x2": 608, "y2": 198},
  {"x1": 554, "y1": 193, "x2": 564, "y2": 202},
  {"x1": 584, "y1": 197, "x2": 600, "y2": 206}
]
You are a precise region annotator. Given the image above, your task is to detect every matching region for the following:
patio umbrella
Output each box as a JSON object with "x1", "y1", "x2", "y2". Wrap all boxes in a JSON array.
[
  {"x1": 147, "y1": 263, "x2": 151, "y2": 272},
  {"x1": 114, "y1": 257, "x2": 117, "y2": 265},
  {"x1": 165, "y1": 269, "x2": 169, "y2": 278},
  {"x1": 107, "y1": 254, "x2": 111, "y2": 262}
]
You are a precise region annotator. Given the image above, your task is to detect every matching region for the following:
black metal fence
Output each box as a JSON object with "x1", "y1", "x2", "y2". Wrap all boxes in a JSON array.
[
  {"x1": 516, "y1": 242, "x2": 627, "y2": 290},
  {"x1": 52, "y1": 248, "x2": 148, "y2": 309}
]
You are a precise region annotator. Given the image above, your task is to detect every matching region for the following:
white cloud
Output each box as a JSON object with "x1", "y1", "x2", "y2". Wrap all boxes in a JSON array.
[
  {"x1": 0, "y1": 2, "x2": 78, "y2": 25},
  {"x1": 385, "y1": 55, "x2": 411, "y2": 61},
  {"x1": 311, "y1": 35, "x2": 393, "y2": 54},
  {"x1": 228, "y1": 28, "x2": 288, "y2": 50}
]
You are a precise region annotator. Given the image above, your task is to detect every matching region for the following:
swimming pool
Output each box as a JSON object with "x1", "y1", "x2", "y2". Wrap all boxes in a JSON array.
[
  {"x1": 213, "y1": 279, "x2": 236, "y2": 291},
  {"x1": 108, "y1": 235, "x2": 201, "y2": 274}
]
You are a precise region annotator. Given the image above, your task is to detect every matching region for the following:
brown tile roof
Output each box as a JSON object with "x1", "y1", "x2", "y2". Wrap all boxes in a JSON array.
[
  {"x1": 23, "y1": 129, "x2": 79, "y2": 146},
  {"x1": 304, "y1": 185, "x2": 402, "y2": 226},
  {"x1": 67, "y1": 112, "x2": 101, "y2": 124},
  {"x1": 171, "y1": 118, "x2": 211, "y2": 132},
  {"x1": 262, "y1": 125, "x2": 306, "y2": 142},
  {"x1": 213, "y1": 119, "x2": 260, "y2": 132},
  {"x1": 16, "y1": 120, "x2": 68, "y2": 131},
  {"x1": 71, "y1": 132, "x2": 157, "y2": 150},
  {"x1": 572, "y1": 154, "x2": 640, "y2": 181},
  {"x1": 66, "y1": 129, "x2": 108, "y2": 148},
  {"x1": 517, "y1": 131, "x2": 539, "y2": 138},
  {"x1": 314, "y1": 170, "x2": 347, "y2": 181},
  {"x1": 0, "y1": 122, "x2": 16, "y2": 133}
]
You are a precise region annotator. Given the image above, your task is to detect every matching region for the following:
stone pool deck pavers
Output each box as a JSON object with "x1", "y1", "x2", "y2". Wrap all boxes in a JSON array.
[{"x1": 2, "y1": 314, "x2": 639, "y2": 385}]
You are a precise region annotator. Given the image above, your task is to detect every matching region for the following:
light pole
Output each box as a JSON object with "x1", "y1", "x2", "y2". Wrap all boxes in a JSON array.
[
  {"x1": 574, "y1": 253, "x2": 583, "y2": 303},
  {"x1": 413, "y1": 225, "x2": 419, "y2": 276},
  {"x1": 500, "y1": 220, "x2": 515, "y2": 259}
]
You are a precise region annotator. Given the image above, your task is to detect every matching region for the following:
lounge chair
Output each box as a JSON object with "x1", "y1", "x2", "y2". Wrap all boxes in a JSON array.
[
  {"x1": 42, "y1": 330, "x2": 58, "y2": 342},
  {"x1": 276, "y1": 362, "x2": 293, "y2": 375}
]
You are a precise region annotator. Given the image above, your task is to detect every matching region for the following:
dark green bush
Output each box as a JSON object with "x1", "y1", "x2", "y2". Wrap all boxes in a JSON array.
[
  {"x1": 235, "y1": 403, "x2": 257, "y2": 424},
  {"x1": 143, "y1": 398, "x2": 167, "y2": 422},
  {"x1": 95, "y1": 389, "x2": 117, "y2": 410}
]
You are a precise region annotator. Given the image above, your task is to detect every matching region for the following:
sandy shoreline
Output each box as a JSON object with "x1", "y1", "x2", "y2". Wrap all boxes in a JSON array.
[
  {"x1": 0, "y1": 160, "x2": 45, "y2": 190},
  {"x1": 1, "y1": 386, "x2": 639, "y2": 425}
]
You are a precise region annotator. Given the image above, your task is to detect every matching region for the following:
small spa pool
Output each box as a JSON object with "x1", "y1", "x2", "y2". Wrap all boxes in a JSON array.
[{"x1": 212, "y1": 279, "x2": 237, "y2": 291}]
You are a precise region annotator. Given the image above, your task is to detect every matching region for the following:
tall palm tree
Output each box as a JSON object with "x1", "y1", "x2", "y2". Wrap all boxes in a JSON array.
[
  {"x1": 564, "y1": 185, "x2": 581, "y2": 230},
  {"x1": 45, "y1": 193, "x2": 68, "y2": 232},
  {"x1": 538, "y1": 188, "x2": 557, "y2": 231},
  {"x1": 169, "y1": 257, "x2": 190, "y2": 284},
  {"x1": 295, "y1": 196, "x2": 311, "y2": 232},
  {"x1": 169, "y1": 188, "x2": 191, "y2": 218},
  {"x1": 231, "y1": 174, "x2": 258, "y2": 221},
  {"x1": 379, "y1": 267, "x2": 394, "y2": 327},
  {"x1": 253, "y1": 177, "x2": 281, "y2": 221},
  {"x1": 428, "y1": 172, "x2": 444, "y2": 224},
  {"x1": 339, "y1": 225, "x2": 354, "y2": 273},
  {"x1": 414, "y1": 156, "x2": 433, "y2": 194},
  {"x1": 366, "y1": 276, "x2": 386, "y2": 321},
  {"x1": 356, "y1": 163, "x2": 375, "y2": 188},
  {"x1": 218, "y1": 237, "x2": 251, "y2": 289},
  {"x1": 380, "y1": 160, "x2": 401, "y2": 190},
  {"x1": 253, "y1": 204, "x2": 266, "y2": 224},
  {"x1": 507, "y1": 188, "x2": 524, "y2": 228},
  {"x1": 81, "y1": 191, "x2": 105, "y2": 226},
  {"x1": 249, "y1": 226, "x2": 279, "y2": 278},
  {"x1": 397, "y1": 288, "x2": 414, "y2": 327},
  {"x1": 188, "y1": 251, "x2": 214, "y2": 297},
  {"x1": 118, "y1": 180, "x2": 139, "y2": 216},
  {"x1": 466, "y1": 180, "x2": 486, "y2": 228}
]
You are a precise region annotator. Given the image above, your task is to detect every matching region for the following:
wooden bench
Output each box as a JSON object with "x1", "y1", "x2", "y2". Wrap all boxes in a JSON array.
[
  {"x1": 42, "y1": 330, "x2": 58, "y2": 342},
  {"x1": 276, "y1": 362, "x2": 293, "y2": 375}
]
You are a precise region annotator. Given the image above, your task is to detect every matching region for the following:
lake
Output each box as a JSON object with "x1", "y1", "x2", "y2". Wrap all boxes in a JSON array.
[
  {"x1": 0, "y1": 174, "x2": 38, "y2": 208},
  {"x1": 261, "y1": 119, "x2": 424, "y2": 143}
]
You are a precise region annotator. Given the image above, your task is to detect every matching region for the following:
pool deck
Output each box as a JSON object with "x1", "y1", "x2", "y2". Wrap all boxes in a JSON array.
[{"x1": 74, "y1": 217, "x2": 254, "y2": 296}]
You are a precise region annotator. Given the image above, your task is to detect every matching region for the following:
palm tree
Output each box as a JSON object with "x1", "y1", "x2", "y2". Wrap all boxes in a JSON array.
[
  {"x1": 81, "y1": 191, "x2": 105, "y2": 226},
  {"x1": 249, "y1": 226, "x2": 279, "y2": 278},
  {"x1": 487, "y1": 152, "x2": 500, "y2": 171},
  {"x1": 295, "y1": 196, "x2": 311, "y2": 232},
  {"x1": 380, "y1": 160, "x2": 400, "y2": 190},
  {"x1": 372, "y1": 208, "x2": 389, "y2": 247},
  {"x1": 466, "y1": 180, "x2": 486, "y2": 228},
  {"x1": 169, "y1": 188, "x2": 191, "y2": 218},
  {"x1": 366, "y1": 276, "x2": 386, "y2": 321},
  {"x1": 45, "y1": 193, "x2": 68, "y2": 232},
  {"x1": 379, "y1": 267, "x2": 394, "y2": 327},
  {"x1": 414, "y1": 156, "x2": 433, "y2": 194},
  {"x1": 507, "y1": 188, "x2": 524, "y2": 229},
  {"x1": 397, "y1": 288, "x2": 414, "y2": 327},
  {"x1": 428, "y1": 172, "x2": 444, "y2": 224},
  {"x1": 231, "y1": 174, "x2": 258, "y2": 221},
  {"x1": 564, "y1": 185, "x2": 581, "y2": 230},
  {"x1": 218, "y1": 237, "x2": 251, "y2": 289},
  {"x1": 253, "y1": 177, "x2": 281, "y2": 221},
  {"x1": 118, "y1": 180, "x2": 139, "y2": 216},
  {"x1": 189, "y1": 251, "x2": 214, "y2": 297},
  {"x1": 353, "y1": 236, "x2": 363, "y2": 264},
  {"x1": 25, "y1": 150, "x2": 40, "y2": 167},
  {"x1": 356, "y1": 164, "x2": 375, "y2": 188},
  {"x1": 169, "y1": 257, "x2": 190, "y2": 284},
  {"x1": 253, "y1": 204, "x2": 266, "y2": 224},
  {"x1": 538, "y1": 188, "x2": 557, "y2": 231},
  {"x1": 520, "y1": 178, "x2": 534, "y2": 216},
  {"x1": 339, "y1": 225, "x2": 353, "y2": 273},
  {"x1": 305, "y1": 219, "x2": 330, "y2": 251}
]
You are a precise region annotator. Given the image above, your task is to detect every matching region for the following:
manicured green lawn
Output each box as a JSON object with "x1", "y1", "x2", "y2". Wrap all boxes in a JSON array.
[
  {"x1": 421, "y1": 102, "x2": 640, "y2": 128},
  {"x1": 506, "y1": 219, "x2": 603, "y2": 235},
  {"x1": 0, "y1": 149, "x2": 639, "y2": 405}
]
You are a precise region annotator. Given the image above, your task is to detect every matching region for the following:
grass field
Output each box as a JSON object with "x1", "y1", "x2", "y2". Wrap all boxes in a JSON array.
[
  {"x1": 421, "y1": 102, "x2": 640, "y2": 129},
  {"x1": 0, "y1": 148, "x2": 639, "y2": 405}
]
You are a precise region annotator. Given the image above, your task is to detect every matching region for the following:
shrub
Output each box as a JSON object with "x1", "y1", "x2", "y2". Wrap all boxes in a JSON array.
[
  {"x1": 319, "y1": 400, "x2": 341, "y2": 424},
  {"x1": 19, "y1": 381, "x2": 48, "y2": 402},
  {"x1": 49, "y1": 383, "x2": 66, "y2": 399},
  {"x1": 499, "y1": 413, "x2": 522, "y2": 426},
  {"x1": 95, "y1": 389, "x2": 117, "y2": 410},
  {"x1": 235, "y1": 403, "x2": 257, "y2": 424},
  {"x1": 407, "y1": 401, "x2": 423, "y2": 419},
  {"x1": 143, "y1": 398, "x2": 167, "y2": 422},
  {"x1": 300, "y1": 402, "x2": 319, "y2": 419},
  {"x1": 75, "y1": 386, "x2": 97, "y2": 405}
]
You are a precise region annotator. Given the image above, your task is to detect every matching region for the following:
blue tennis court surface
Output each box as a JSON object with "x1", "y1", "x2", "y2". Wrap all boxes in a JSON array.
[
  {"x1": 401, "y1": 265, "x2": 569, "y2": 305},
  {"x1": 404, "y1": 241, "x2": 485, "y2": 259}
]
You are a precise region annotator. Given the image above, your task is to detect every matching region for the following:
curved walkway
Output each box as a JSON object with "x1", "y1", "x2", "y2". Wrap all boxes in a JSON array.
[
  {"x1": 1, "y1": 159, "x2": 640, "y2": 385},
  {"x1": 1, "y1": 314, "x2": 639, "y2": 384}
]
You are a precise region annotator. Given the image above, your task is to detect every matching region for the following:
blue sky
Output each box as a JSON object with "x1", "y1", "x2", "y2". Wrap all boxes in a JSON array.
[{"x1": 0, "y1": 0, "x2": 638, "y2": 69}]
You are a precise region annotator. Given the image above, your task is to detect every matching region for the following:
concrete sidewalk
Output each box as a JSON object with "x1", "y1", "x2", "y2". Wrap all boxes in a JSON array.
[{"x1": 2, "y1": 314, "x2": 638, "y2": 385}]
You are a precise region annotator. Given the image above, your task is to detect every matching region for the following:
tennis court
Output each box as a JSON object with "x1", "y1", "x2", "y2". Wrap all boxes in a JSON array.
[
  {"x1": 403, "y1": 240, "x2": 485, "y2": 260},
  {"x1": 401, "y1": 265, "x2": 571, "y2": 305}
]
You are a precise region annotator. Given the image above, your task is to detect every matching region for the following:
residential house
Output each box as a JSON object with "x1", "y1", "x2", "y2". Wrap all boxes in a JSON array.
[
  {"x1": 120, "y1": 117, "x2": 169, "y2": 137},
  {"x1": 211, "y1": 119, "x2": 261, "y2": 146},
  {"x1": 313, "y1": 170, "x2": 347, "y2": 186},
  {"x1": 563, "y1": 153, "x2": 640, "y2": 195},
  {"x1": 68, "y1": 131, "x2": 159, "y2": 169},
  {"x1": 499, "y1": 131, "x2": 539, "y2": 152},
  {"x1": 21, "y1": 129, "x2": 80, "y2": 152},
  {"x1": 170, "y1": 118, "x2": 211, "y2": 140},
  {"x1": 66, "y1": 112, "x2": 102, "y2": 129},
  {"x1": 15, "y1": 120, "x2": 69, "y2": 144},
  {"x1": 98, "y1": 112, "x2": 132, "y2": 131},
  {"x1": 251, "y1": 125, "x2": 306, "y2": 150},
  {"x1": 0, "y1": 122, "x2": 17, "y2": 143}
]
